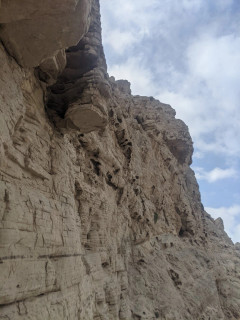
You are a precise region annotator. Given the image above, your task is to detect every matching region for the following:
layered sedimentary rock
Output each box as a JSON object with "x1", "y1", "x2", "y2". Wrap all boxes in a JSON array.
[
  {"x1": 46, "y1": 0, "x2": 109, "y2": 132},
  {"x1": 0, "y1": 1, "x2": 240, "y2": 319}
]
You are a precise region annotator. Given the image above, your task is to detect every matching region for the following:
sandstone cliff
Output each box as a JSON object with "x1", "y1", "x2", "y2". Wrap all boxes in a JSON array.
[{"x1": 0, "y1": 1, "x2": 240, "y2": 319}]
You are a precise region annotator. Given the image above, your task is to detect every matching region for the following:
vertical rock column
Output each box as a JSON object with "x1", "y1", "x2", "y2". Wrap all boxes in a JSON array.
[{"x1": 47, "y1": 0, "x2": 110, "y2": 133}]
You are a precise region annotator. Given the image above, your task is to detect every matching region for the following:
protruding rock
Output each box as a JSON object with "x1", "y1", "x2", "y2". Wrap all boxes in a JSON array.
[
  {"x1": 64, "y1": 102, "x2": 107, "y2": 132},
  {"x1": 0, "y1": 0, "x2": 92, "y2": 67},
  {"x1": 215, "y1": 217, "x2": 225, "y2": 231},
  {"x1": 38, "y1": 50, "x2": 67, "y2": 85},
  {"x1": 116, "y1": 80, "x2": 131, "y2": 95},
  {"x1": 47, "y1": 0, "x2": 109, "y2": 132}
]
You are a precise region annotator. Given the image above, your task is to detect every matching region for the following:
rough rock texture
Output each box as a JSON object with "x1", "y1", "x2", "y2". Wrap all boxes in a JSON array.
[
  {"x1": 0, "y1": 0, "x2": 92, "y2": 78},
  {"x1": 46, "y1": 0, "x2": 109, "y2": 132},
  {"x1": 0, "y1": 1, "x2": 240, "y2": 319}
]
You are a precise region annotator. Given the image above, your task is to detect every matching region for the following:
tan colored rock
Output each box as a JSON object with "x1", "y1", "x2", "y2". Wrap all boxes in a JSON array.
[
  {"x1": 116, "y1": 79, "x2": 132, "y2": 95},
  {"x1": 38, "y1": 50, "x2": 67, "y2": 85},
  {"x1": 47, "y1": 0, "x2": 109, "y2": 132},
  {"x1": 0, "y1": 1, "x2": 240, "y2": 320},
  {"x1": 64, "y1": 102, "x2": 107, "y2": 133},
  {"x1": 0, "y1": 0, "x2": 92, "y2": 67}
]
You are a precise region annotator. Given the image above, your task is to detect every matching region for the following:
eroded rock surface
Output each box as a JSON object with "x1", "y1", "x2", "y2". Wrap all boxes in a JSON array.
[
  {"x1": 46, "y1": 0, "x2": 109, "y2": 133},
  {"x1": 0, "y1": 1, "x2": 240, "y2": 319},
  {"x1": 0, "y1": 0, "x2": 92, "y2": 69}
]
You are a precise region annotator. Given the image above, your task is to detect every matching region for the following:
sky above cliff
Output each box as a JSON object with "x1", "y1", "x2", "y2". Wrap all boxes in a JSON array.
[{"x1": 101, "y1": 0, "x2": 240, "y2": 242}]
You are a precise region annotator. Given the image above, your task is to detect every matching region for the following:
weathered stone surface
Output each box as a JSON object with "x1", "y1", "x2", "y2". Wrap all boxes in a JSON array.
[
  {"x1": 116, "y1": 79, "x2": 132, "y2": 95},
  {"x1": 0, "y1": 1, "x2": 240, "y2": 319},
  {"x1": 0, "y1": 0, "x2": 92, "y2": 67},
  {"x1": 38, "y1": 50, "x2": 67, "y2": 86},
  {"x1": 64, "y1": 102, "x2": 107, "y2": 133},
  {"x1": 47, "y1": 0, "x2": 109, "y2": 132}
]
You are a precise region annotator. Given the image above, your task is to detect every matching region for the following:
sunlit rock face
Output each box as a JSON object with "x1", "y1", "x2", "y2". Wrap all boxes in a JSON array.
[
  {"x1": 0, "y1": 1, "x2": 240, "y2": 319},
  {"x1": 0, "y1": 0, "x2": 92, "y2": 67}
]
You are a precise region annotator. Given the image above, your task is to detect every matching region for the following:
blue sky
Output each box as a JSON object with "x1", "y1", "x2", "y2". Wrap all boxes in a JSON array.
[{"x1": 100, "y1": 0, "x2": 240, "y2": 243}]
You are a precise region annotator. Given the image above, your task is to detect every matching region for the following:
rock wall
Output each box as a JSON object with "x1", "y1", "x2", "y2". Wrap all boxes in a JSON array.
[{"x1": 0, "y1": 1, "x2": 240, "y2": 319}]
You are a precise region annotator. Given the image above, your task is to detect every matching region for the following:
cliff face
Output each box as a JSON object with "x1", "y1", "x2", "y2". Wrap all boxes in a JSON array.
[{"x1": 0, "y1": 1, "x2": 240, "y2": 319}]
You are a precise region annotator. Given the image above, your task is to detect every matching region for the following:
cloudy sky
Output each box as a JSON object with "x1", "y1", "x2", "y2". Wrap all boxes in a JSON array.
[{"x1": 100, "y1": 0, "x2": 240, "y2": 243}]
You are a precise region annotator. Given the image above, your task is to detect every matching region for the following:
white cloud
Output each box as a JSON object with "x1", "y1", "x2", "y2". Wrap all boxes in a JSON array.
[
  {"x1": 194, "y1": 167, "x2": 237, "y2": 183},
  {"x1": 108, "y1": 57, "x2": 157, "y2": 96},
  {"x1": 187, "y1": 35, "x2": 240, "y2": 108},
  {"x1": 101, "y1": 0, "x2": 160, "y2": 36},
  {"x1": 193, "y1": 151, "x2": 204, "y2": 159},
  {"x1": 155, "y1": 34, "x2": 240, "y2": 158},
  {"x1": 212, "y1": 0, "x2": 234, "y2": 10},
  {"x1": 181, "y1": 0, "x2": 202, "y2": 10},
  {"x1": 206, "y1": 205, "x2": 240, "y2": 243},
  {"x1": 104, "y1": 30, "x2": 137, "y2": 54}
]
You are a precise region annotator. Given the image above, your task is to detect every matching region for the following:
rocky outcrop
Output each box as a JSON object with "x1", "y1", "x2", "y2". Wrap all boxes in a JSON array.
[
  {"x1": 0, "y1": 1, "x2": 240, "y2": 319},
  {"x1": 0, "y1": 0, "x2": 92, "y2": 78},
  {"x1": 46, "y1": 0, "x2": 109, "y2": 132}
]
